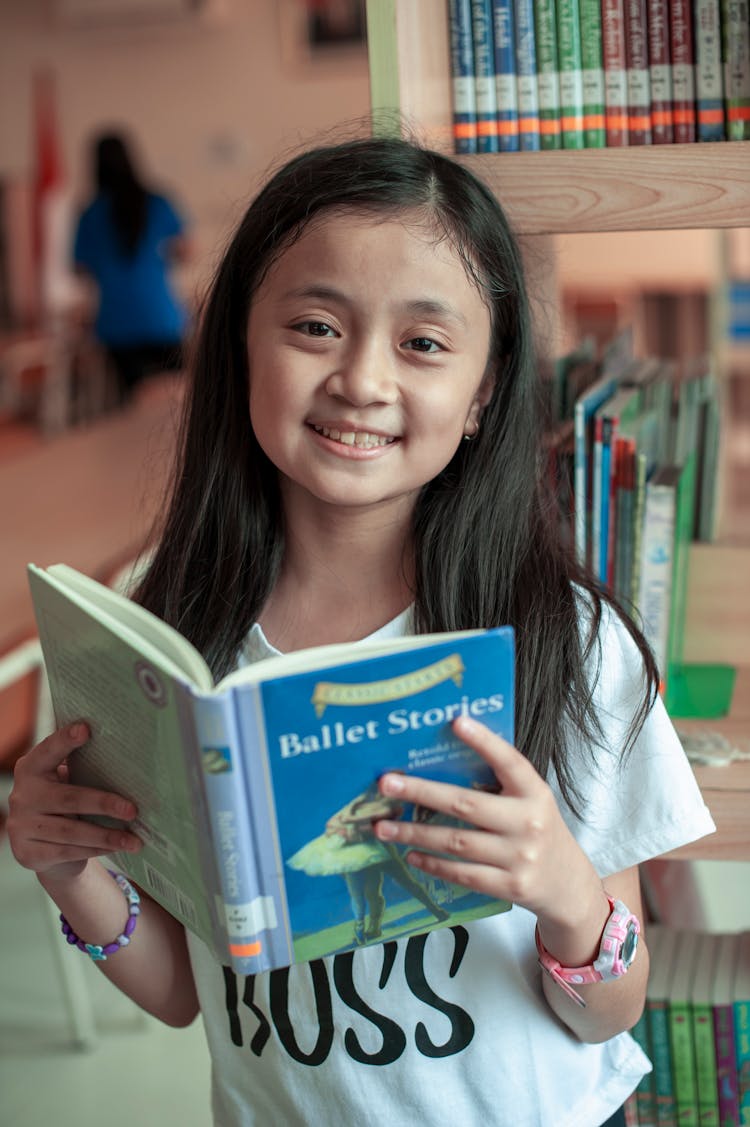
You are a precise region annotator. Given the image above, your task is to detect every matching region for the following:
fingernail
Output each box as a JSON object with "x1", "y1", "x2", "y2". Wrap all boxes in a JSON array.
[
  {"x1": 453, "y1": 715, "x2": 478, "y2": 735},
  {"x1": 375, "y1": 820, "x2": 397, "y2": 839},
  {"x1": 69, "y1": 723, "x2": 86, "y2": 741},
  {"x1": 380, "y1": 773, "x2": 404, "y2": 795}
]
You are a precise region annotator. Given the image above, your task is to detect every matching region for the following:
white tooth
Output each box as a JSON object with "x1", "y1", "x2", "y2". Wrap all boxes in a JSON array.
[
  {"x1": 340, "y1": 432, "x2": 356, "y2": 445},
  {"x1": 354, "y1": 432, "x2": 369, "y2": 447},
  {"x1": 328, "y1": 428, "x2": 340, "y2": 441}
]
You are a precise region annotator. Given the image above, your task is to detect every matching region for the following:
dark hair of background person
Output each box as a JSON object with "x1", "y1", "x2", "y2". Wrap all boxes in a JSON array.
[
  {"x1": 94, "y1": 132, "x2": 149, "y2": 256},
  {"x1": 133, "y1": 135, "x2": 659, "y2": 815}
]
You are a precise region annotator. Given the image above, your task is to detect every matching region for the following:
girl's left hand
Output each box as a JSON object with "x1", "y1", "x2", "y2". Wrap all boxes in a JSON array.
[{"x1": 374, "y1": 714, "x2": 603, "y2": 931}]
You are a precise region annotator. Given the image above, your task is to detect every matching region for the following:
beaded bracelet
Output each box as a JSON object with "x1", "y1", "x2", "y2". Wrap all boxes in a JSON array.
[{"x1": 60, "y1": 870, "x2": 141, "y2": 962}]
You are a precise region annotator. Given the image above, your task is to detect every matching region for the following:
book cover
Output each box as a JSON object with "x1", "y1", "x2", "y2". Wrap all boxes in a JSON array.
[
  {"x1": 721, "y1": 0, "x2": 750, "y2": 141},
  {"x1": 28, "y1": 563, "x2": 515, "y2": 975},
  {"x1": 732, "y1": 931, "x2": 750, "y2": 1124},
  {"x1": 471, "y1": 0, "x2": 501, "y2": 151},
  {"x1": 647, "y1": 0, "x2": 674, "y2": 143},
  {"x1": 533, "y1": 0, "x2": 562, "y2": 149},
  {"x1": 638, "y1": 465, "x2": 680, "y2": 683},
  {"x1": 492, "y1": 0, "x2": 521, "y2": 151},
  {"x1": 631, "y1": 986, "x2": 658, "y2": 1124},
  {"x1": 670, "y1": 0, "x2": 697, "y2": 143},
  {"x1": 663, "y1": 453, "x2": 697, "y2": 714},
  {"x1": 624, "y1": 0, "x2": 653, "y2": 144},
  {"x1": 448, "y1": 0, "x2": 480, "y2": 153},
  {"x1": 556, "y1": 0, "x2": 586, "y2": 148},
  {"x1": 514, "y1": 0, "x2": 541, "y2": 149},
  {"x1": 712, "y1": 932, "x2": 742, "y2": 1124},
  {"x1": 592, "y1": 386, "x2": 641, "y2": 586},
  {"x1": 579, "y1": 0, "x2": 606, "y2": 146},
  {"x1": 602, "y1": 0, "x2": 630, "y2": 145},
  {"x1": 647, "y1": 924, "x2": 680, "y2": 1126},
  {"x1": 690, "y1": 932, "x2": 721, "y2": 1127},
  {"x1": 694, "y1": 0, "x2": 726, "y2": 141},
  {"x1": 613, "y1": 434, "x2": 637, "y2": 605},
  {"x1": 573, "y1": 373, "x2": 618, "y2": 568}
]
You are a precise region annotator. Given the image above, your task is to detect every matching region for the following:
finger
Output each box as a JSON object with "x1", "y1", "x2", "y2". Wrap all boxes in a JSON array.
[
  {"x1": 40, "y1": 779, "x2": 138, "y2": 823},
  {"x1": 18, "y1": 723, "x2": 91, "y2": 776},
  {"x1": 451, "y1": 716, "x2": 544, "y2": 798},
  {"x1": 402, "y1": 848, "x2": 512, "y2": 902},
  {"x1": 374, "y1": 806, "x2": 538, "y2": 870},
  {"x1": 25, "y1": 812, "x2": 142, "y2": 855}
]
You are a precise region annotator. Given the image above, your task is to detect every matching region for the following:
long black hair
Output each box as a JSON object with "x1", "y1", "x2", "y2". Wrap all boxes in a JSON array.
[
  {"x1": 93, "y1": 132, "x2": 148, "y2": 256},
  {"x1": 135, "y1": 136, "x2": 658, "y2": 813}
]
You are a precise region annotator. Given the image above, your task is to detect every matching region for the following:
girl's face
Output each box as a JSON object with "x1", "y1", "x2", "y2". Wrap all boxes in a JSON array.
[{"x1": 246, "y1": 208, "x2": 493, "y2": 525}]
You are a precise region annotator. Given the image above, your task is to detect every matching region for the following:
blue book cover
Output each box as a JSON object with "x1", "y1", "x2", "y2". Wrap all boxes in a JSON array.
[
  {"x1": 448, "y1": 0, "x2": 480, "y2": 153},
  {"x1": 27, "y1": 559, "x2": 515, "y2": 977},
  {"x1": 513, "y1": 0, "x2": 541, "y2": 150},
  {"x1": 472, "y1": 0, "x2": 500, "y2": 151},
  {"x1": 573, "y1": 375, "x2": 617, "y2": 568},
  {"x1": 235, "y1": 627, "x2": 515, "y2": 970},
  {"x1": 492, "y1": 0, "x2": 520, "y2": 150}
]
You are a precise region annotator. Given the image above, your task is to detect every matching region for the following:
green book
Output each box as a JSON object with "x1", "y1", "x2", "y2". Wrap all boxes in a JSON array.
[
  {"x1": 664, "y1": 454, "x2": 697, "y2": 714},
  {"x1": 647, "y1": 924, "x2": 679, "y2": 1126},
  {"x1": 578, "y1": 0, "x2": 606, "y2": 145},
  {"x1": 690, "y1": 933, "x2": 721, "y2": 1127},
  {"x1": 668, "y1": 930, "x2": 701, "y2": 1127},
  {"x1": 556, "y1": 0, "x2": 585, "y2": 147},
  {"x1": 534, "y1": 0, "x2": 563, "y2": 148}
]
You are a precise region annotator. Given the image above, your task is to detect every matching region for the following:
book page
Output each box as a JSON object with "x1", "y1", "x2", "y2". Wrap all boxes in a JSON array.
[{"x1": 40, "y1": 564, "x2": 214, "y2": 691}]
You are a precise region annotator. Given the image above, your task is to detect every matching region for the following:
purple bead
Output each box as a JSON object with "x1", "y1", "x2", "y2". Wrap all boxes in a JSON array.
[
  {"x1": 124, "y1": 915, "x2": 137, "y2": 937},
  {"x1": 65, "y1": 932, "x2": 78, "y2": 945}
]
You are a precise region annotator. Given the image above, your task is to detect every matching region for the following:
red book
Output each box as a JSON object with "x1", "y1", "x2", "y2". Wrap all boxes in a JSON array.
[
  {"x1": 602, "y1": 0, "x2": 629, "y2": 145},
  {"x1": 670, "y1": 0, "x2": 696, "y2": 142},
  {"x1": 624, "y1": 0, "x2": 652, "y2": 143},
  {"x1": 646, "y1": 0, "x2": 674, "y2": 143}
]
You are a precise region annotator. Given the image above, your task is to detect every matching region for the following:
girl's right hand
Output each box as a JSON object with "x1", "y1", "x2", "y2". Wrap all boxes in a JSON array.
[{"x1": 7, "y1": 722, "x2": 142, "y2": 885}]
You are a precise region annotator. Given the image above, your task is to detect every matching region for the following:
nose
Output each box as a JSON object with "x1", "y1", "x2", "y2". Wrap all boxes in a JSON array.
[{"x1": 324, "y1": 335, "x2": 398, "y2": 406}]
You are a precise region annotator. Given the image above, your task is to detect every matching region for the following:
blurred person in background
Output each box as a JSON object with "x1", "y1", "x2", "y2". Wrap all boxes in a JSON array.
[{"x1": 73, "y1": 130, "x2": 190, "y2": 403}]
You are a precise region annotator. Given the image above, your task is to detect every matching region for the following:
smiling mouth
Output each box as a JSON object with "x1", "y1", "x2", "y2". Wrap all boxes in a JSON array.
[{"x1": 312, "y1": 425, "x2": 395, "y2": 449}]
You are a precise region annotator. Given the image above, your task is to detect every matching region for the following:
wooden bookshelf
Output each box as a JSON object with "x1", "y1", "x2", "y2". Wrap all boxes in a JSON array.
[{"x1": 366, "y1": 0, "x2": 750, "y2": 860}]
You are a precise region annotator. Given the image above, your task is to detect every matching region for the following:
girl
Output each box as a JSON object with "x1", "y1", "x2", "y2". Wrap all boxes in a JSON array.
[
  {"x1": 9, "y1": 136, "x2": 714, "y2": 1126},
  {"x1": 73, "y1": 131, "x2": 190, "y2": 403}
]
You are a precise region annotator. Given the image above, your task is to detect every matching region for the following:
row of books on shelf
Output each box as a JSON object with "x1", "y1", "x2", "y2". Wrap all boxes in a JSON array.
[
  {"x1": 447, "y1": 0, "x2": 750, "y2": 153},
  {"x1": 624, "y1": 925, "x2": 750, "y2": 1126},
  {"x1": 544, "y1": 329, "x2": 724, "y2": 714}
]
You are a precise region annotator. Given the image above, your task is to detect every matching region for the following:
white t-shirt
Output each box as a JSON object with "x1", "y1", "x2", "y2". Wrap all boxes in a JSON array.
[{"x1": 187, "y1": 602, "x2": 715, "y2": 1127}]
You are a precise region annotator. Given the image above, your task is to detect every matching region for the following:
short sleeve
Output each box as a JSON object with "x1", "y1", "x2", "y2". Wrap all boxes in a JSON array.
[{"x1": 551, "y1": 598, "x2": 716, "y2": 876}]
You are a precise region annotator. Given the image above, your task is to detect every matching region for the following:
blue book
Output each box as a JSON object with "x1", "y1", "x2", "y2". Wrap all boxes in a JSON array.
[
  {"x1": 28, "y1": 562, "x2": 515, "y2": 975},
  {"x1": 472, "y1": 0, "x2": 500, "y2": 151},
  {"x1": 448, "y1": 0, "x2": 479, "y2": 153},
  {"x1": 492, "y1": 0, "x2": 520, "y2": 150},
  {"x1": 513, "y1": 0, "x2": 541, "y2": 150},
  {"x1": 573, "y1": 375, "x2": 617, "y2": 568}
]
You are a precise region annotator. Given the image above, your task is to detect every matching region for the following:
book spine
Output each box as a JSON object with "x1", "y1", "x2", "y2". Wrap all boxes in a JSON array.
[
  {"x1": 638, "y1": 482, "x2": 675, "y2": 681},
  {"x1": 471, "y1": 0, "x2": 500, "y2": 151},
  {"x1": 533, "y1": 0, "x2": 562, "y2": 148},
  {"x1": 624, "y1": 0, "x2": 652, "y2": 144},
  {"x1": 630, "y1": 451, "x2": 647, "y2": 611},
  {"x1": 631, "y1": 1008, "x2": 658, "y2": 1125},
  {"x1": 514, "y1": 0, "x2": 541, "y2": 149},
  {"x1": 670, "y1": 998, "x2": 699, "y2": 1126},
  {"x1": 647, "y1": 0, "x2": 674, "y2": 143},
  {"x1": 492, "y1": 0, "x2": 521, "y2": 150},
  {"x1": 721, "y1": 0, "x2": 750, "y2": 140},
  {"x1": 193, "y1": 692, "x2": 277, "y2": 975},
  {"x1": 670, "y1": 0, "x2": 697, "y2": 142},
  {"x1": 574, "y1": 399, "x2": 589, "y2": 566},
  {"x1": 592, "y1": 416, "x2": 604, "y2": 578},
  {"x1": 695, "y1": 0, "x2": 726, "y2": 141},
  {"x1": 714, "y1": 1003, "x2": 741, "y2": 1124},
  {"x1": 613, "y1": 438, "x2": 635, "y2": 602},
  {"x1": 448, "y1": 0, "x2": 480, "y2": 153},
  {"x1": 579, "y1": 0, "x2": 606, "y2": 146},
  {"x1": 649, "y1": 998, "x2": 678, "y2": 1125},
  {"x1": 734, "y1": 999, "x2": 750, "y2": 1123},
  {"x1": 663, "y1": 456, "x2": 696, "y2": 709},
  {"x1": 602, "y1": 0, "x2": 630, "y2": 144},
  {"x1": 692, "y1": 1001, "x2": 720, "y2": 1126},
  {"x1": 556, "y1": 0, "x2": 585, "y2": 147}
]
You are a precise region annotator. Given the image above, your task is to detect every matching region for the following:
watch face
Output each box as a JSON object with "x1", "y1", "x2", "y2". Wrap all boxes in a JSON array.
[{"x1": 622, "y1": 924, "x2": 639, "y2": 967}]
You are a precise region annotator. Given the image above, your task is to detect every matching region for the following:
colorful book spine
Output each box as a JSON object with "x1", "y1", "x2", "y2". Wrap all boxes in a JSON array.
[
  {"x1": 647, "y1": 0, "x2": 675, "y2": 143},
  {"x1": 631, "y1": 1007, "x2": 658, "y2": 1126},
  {"x1": 448, "y1": 0, "x2": 479, "y2": 153},
  {"x1": 648, "y1": 927, "x2": 679, "y2": 1126},
  {"x1": 670, "y1": 0, "x2": 697, "y2": 142},
  {"x1": 579, "y1": 0, "x2": 606, "y2": 146},
  {"x1": 624, "y1": 0, "x2": 652, "y2": 144},
  {"x1": 602, "y1": 0, "x2": 630, "y2": 145},
  {"x1": 722, "y1": 0, "x2": 750, "y2": 140},
  {"x1": 713, "y1": 934, "x2": 741, "y2": 1125},
  {"x1": 669, "y1": 930, "x2": 700, "y2": 1127},
  {"x1": 613, "y1": 436, "x2": 636, "y2": 604},
  {"x1": 471, "y1": 0, "x2": 500, "y2": 151},
  {"x1": 638, "y1": 468, "x2": 678, "y2": 682},
  {"x1": 695, "y1": 0, "x2": 726, "y2": 141},
  {"x1": 514, "y1": 0, "x2": 540, "y2": 149},
  {"x1": 492, "y1": 0, "x2": 520, "y2": 151},
  {"x1": 690, "y1": 933, "x2": 720, "y2": 1127},
  {"x1": 732, "y1": 931, "x2": 750, "y2": 1124},
  {"x1": 629, "y1": 450, "x2": 647, "y2": 611},
  {"x1": 533, "y1": 0, "x2": 562, "y2": 148},
  {"x1": 556, "y1": 0, "x2": 585, "y2": 147}
]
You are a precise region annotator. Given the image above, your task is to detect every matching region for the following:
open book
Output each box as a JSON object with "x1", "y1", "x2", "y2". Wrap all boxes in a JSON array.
[{"x1": 28, "y1": 563, "x2": 515, "y2": 974}]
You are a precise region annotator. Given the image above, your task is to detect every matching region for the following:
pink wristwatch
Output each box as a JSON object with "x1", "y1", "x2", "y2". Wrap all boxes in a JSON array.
[{"x1": 535, "y1": 894, "x2": 641, "y2": 1008}]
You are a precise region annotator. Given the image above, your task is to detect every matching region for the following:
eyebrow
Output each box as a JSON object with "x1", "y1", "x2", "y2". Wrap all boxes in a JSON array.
[{"x1": 283, "y1": 286, "x2": 469, "y2": 328}]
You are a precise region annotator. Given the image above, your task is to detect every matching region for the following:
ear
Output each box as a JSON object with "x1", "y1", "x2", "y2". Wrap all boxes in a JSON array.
[{"x1": 465, "y1": 368, "x2": 496, "y2": 431}]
